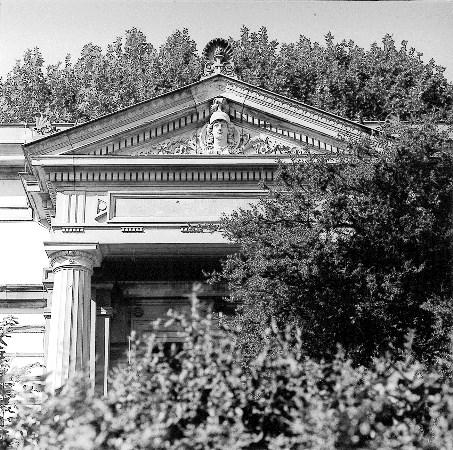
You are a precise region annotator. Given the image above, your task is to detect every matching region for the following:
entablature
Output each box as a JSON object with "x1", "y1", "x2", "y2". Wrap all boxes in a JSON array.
[
  {"x1": 21, "y1": 74, "x2": 374, "y2": 231},
  {"x1": 22, "y1": 156, "x2": 277, "y2": 230}
]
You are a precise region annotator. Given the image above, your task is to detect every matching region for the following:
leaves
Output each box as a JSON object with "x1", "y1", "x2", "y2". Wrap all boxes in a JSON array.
[
  {"x1": 1, "y1": 28, "x2": 452, "y2": 123},
  {"x1": 0, "y1": 28, "x2": 201, "y2": 123},
  {"x1": 11, "y1": 302, "x2": 453, "y2": 449},
  {"x1": 218, "y1": 120, "x2": 453, "y2": 365},
  {"x1": 0, "y1": 316, "x2": 18, "y2": 447}
]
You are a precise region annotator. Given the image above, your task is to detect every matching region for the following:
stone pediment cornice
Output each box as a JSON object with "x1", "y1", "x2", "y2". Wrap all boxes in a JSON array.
[{"x1": 23, "y1": 74, "x2": 373, "y2": 158}]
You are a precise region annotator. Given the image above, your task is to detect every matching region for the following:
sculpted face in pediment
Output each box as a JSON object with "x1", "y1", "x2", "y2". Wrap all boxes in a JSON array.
[
  {"x1": 127, "y1": 97, "x2": 311, "y2": 157},
  {"x1": 128, "y1": 128, "x2": 307, "y2": 157},
  {"x1": 131, "y1": 111, "x2": 247, "y2": 156},
  {"x1": 24, "y1": 72, "x2": 371, "y2": 159}
]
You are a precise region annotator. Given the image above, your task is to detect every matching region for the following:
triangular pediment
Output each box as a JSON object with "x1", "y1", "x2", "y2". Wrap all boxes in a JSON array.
[{"x1": 24, "y1": 74, "x2": 373, "y2": 158}]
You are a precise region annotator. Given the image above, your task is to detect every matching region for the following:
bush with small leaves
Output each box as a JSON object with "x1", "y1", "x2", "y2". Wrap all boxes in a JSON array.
[
  {"x1": 10, "y1": 292, "x2": 453, "y2": 449},
  {"x1": 0, "y1": 316, "x2": 19, "y2": 450}
]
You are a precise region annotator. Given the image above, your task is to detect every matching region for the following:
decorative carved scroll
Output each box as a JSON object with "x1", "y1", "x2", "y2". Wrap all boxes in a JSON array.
[
  {"x1": 131, "y1": 97, "x2": 311, "y2": 156},
  {"x1": 180, "y1": 223, "x2": 222, "y2": 234},
  {"x1": 133, "y1": 134, "x2": 199, "y2": 156},
  {"x1": 132, "y1": 130, "x2": 310, "y2": 157},
  {"x1": 243, "y1": 135, "x2": 309, "y2": 155}
]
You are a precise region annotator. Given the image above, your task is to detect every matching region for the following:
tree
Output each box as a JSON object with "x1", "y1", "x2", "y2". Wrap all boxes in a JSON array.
[
  {"x1": 232, "y1": 26, "x2": 280, "y2": 90},
  {"x1": 0, "y1": 48, "x2": 50, "y2": 122},
  {"x1": 0, "y1": 28, "x2": 199, "y2": 124},
  {"x1": 1, "y1": 27, "x2": 452, "y2": 123},
  {"x1": 217, "y1": 120, "x2": 453, "y2": 364},
  {"x1": 106, "y1": 27, "x2": 158, "y2": 106},
  {"x1": 233, "y1": 29, "x2": 453, "y2": 121},
  {"x1": 46, "y1": 55, "x2": 79, "y2": 123},
  {"x1": 73, "y1": 28, "x2": 159, "y2": 122},
  {"x1": 154, "y1": 28, "x2": 202, "y2": 93}
]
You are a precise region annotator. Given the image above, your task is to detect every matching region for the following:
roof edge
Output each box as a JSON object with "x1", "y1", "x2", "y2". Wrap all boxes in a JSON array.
[{"x1": 24, "y1": 73, "x2": 374, "y2": 148}]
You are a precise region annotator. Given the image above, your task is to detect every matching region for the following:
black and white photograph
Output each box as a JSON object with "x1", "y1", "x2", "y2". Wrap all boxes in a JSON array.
[{"x1": 0, "y1": 0, "x2": 452, "y2": 448}]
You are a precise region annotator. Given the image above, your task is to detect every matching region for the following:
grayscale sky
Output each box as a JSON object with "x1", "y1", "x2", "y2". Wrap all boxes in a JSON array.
[{"x1": 0, "y1": 0, "x2": 452, "y2": 80}]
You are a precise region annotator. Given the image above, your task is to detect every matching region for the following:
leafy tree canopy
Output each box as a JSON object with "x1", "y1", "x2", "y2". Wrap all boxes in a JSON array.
[
  {"x1": 0, "y1": 28, "x2": 201, "y2": 123},
  {"x1": 1, "y1": 26, "x2": 452, "y2": 123},
  {"x1": 216, "y1": 121, "x2": 453, "y2": 364}
]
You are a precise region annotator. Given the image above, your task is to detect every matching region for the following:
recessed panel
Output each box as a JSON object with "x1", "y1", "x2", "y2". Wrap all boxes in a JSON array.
[{"x1": 109, "y1": 191, "x2": 261, "y2": 223}]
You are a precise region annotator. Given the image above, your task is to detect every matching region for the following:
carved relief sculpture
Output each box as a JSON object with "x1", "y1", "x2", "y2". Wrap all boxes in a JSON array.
[
  {"x1": 202, "y1": 38, "x2": 236, "y2": 78},
  {"x1": 200, "y1": 98, "x2": 247, "y2": 154},
  {"x1": 131, "y1": 96, "x2": 314, "y2": 157},
  {"x1": 34, "y1": 113, "x2": 58, "y2": 136},
  {"x1": 132, "y1": 98, "x2": 249, "y2": 156},
  {"x1": 124, "y1": 37, "x2": 315, "y2": 157}
]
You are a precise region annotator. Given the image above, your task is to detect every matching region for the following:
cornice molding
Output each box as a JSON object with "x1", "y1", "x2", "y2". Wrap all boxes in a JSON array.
[
  {"x1": 30, "y1": 155, "x2": 336, "y2": 167},
  {"x1": 23, "y1": 75, "x2": 372, "y2": 158},
  {"x1": 224, "y1": 82, "x2": 363, "y2": 137}
]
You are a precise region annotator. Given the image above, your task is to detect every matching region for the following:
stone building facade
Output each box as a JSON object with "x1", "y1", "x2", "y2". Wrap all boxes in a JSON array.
[{"x1": 0, "y1": 40, "x2": 375, "y2": 392}]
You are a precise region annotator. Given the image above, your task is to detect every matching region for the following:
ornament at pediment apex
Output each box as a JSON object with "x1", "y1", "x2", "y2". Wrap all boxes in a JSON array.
[
  {"x1": 203, "y1": 38, "x2": 236, "y2": 78},
  {"x1": 211, "y1": 97, "x2": 229, "y2": 114}
]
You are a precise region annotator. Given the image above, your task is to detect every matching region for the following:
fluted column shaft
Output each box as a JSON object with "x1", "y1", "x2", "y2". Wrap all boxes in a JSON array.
[{"x1": 45, "y1": 245, "x2": 101, "y2": 391}]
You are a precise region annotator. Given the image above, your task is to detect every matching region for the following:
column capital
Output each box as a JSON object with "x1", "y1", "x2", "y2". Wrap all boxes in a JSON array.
[{"x1": 44, "y1": 243, "x2": 102, "y2": 273}]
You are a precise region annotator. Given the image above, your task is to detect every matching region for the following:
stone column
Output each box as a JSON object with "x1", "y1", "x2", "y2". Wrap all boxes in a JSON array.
[
  {"x1": 45, "y1": 244, "x2": 102, "y2": 391},
  {"x1": 95, "y1": 306, "x2": 113, "y2": 395}
]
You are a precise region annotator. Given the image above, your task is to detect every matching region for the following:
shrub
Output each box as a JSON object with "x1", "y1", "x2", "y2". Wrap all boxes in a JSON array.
[
  {"x1": 0, "y1": 316, "x2": 19, "y2": 450},
  {"x1": 11, "y1": 292, "x2": 453, "y2": 449}
]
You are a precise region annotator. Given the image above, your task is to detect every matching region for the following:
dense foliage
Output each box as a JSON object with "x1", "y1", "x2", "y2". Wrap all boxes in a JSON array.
[
  {"x1": 234, "y1": 28, "x2": 453, "y2": 121},
  {"x1": 0, "y1": 28, "x2": 201, "y2": 123},
  {"x1": 10, "y1": 294, "x2": 453, "y2": 449},
  {"x1": 1, "y1": 27, "x2": 452, "y2": 123},
  {"x1": 3, "y1": 25, "x2": 453, "y2": 449},
  {"x1": 216, "y1": 121, "x2": 453, "y2": 365},
  {"x1": 0, "y1": 316, "x2": 18, "y2": 448}
]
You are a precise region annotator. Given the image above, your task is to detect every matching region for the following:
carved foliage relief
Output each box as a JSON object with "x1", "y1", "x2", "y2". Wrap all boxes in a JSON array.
[{"x1": 129, "y1": 98, "x2": 318, "y2": 157}]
